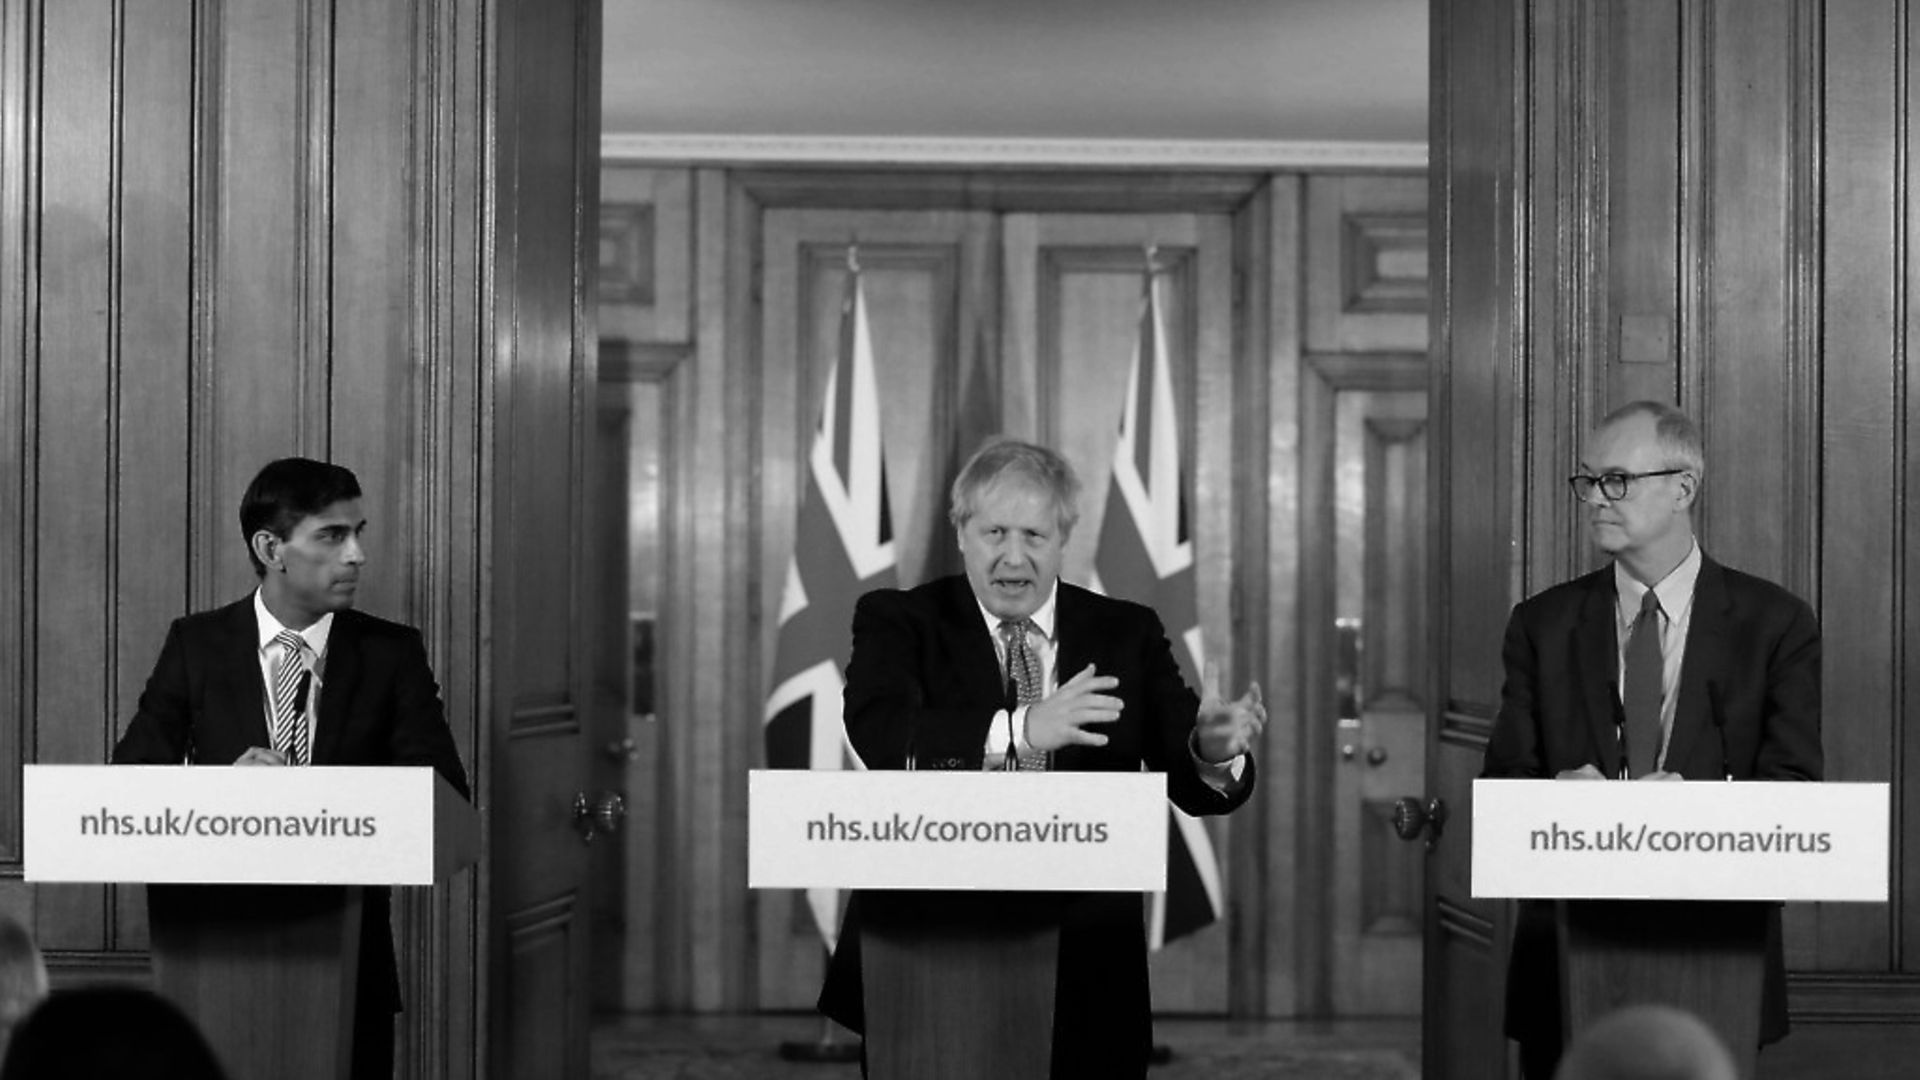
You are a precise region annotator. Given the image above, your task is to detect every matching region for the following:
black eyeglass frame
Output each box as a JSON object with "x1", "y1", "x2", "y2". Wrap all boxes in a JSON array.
[{"x1": 1566, "y1": 468, "x2": 1688, "y2": 502}]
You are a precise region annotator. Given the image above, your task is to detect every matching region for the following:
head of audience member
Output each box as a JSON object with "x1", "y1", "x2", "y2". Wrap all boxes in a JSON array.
[
  {"x1": 0, "y1": 985, "x2": 229, "y2": 1080},
  {"x1": 238, "y1": 457, "x2": 367, "y2": 627},
  {"x1": 1577, "y1": 401, "x2": 1703, "y2": 576},
  {"x1": 1553, "y1": 1004, "x2": 1737, "y2": 1080},
  {"x1": 0, "y1": 916, "x2": 47, "y2": 1064},
  {"x1": 949, "y1": 439, "x2": 1081, "y2": 622}
]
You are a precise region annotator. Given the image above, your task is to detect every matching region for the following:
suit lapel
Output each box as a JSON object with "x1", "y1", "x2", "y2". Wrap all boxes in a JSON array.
[
  {"x1": 939, "y1": 578, "x2": 1006, "y2": 705},
  {"x1": 1574, "y1": 572, "x2": 1622, "y2": 777},
  {"x1": 1052, "y1": 583, "x2": 1094, "y2": 689},
  {"x1": 1665, "y1": 556, "x2": 1729, "y2": 774},
  {"x1": 313, "y1": 611, "x2": 362, "y2": 765},
  {"x1": 1050, "y1": 585, "x2": 1098, "y2": 772},
  {"x1": 214, "y1": 599, "x2": 274, "y2": 755}
]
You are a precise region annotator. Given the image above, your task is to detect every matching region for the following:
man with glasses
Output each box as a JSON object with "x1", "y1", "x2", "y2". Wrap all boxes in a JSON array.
[{"x1": 1482, "y1": 401, "x2": 1822, "y2": 1078}]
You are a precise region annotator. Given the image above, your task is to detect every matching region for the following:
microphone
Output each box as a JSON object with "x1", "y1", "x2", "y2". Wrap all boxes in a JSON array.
[
  {"x1": 293, "y1": 670, "x2": 313, "y2": 718},
  {"x1": 1708, "y1": 680, "x2": 1731, "y2": 781},
  {"x1": 1607, "y1": 678, "x2": 1628, "y2": 780}
]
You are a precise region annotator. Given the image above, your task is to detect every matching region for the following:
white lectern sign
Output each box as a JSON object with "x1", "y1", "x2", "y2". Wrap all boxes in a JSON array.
[
  {"x1": 1472, "y1": 778, "x2": 1889, "y2": 902},
  {"x1": 749, "y1": 770, "x2": 1169, "y2": 892},
  {"x1": 24, "y1": 765, "x2": 476, "y2": 885}
]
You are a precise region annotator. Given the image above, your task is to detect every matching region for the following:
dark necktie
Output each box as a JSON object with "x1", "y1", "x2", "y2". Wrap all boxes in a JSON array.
[
  {"x1": 999, "y1": 619, "x2": 1048, "y2": 771},
  {"x1": 270, "y1": 630, "x2": 310, "y2": 766},
  {"x1": 1623, "y1": 589, "x2": 1664, "y2": 777}
]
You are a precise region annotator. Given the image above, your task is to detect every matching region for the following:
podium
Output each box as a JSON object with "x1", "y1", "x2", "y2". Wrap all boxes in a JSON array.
[
  {"x1": 1558, "y1": 898, "x2": 1766, "y2": 1074},
  {"x1": 1473, "y1": 778, "x2": 1888, "y2": 1070},
  {"x1": 23, "y1": 765, "x2": 478, "y2": 1080},
  {"x1": 748, "y1": 770, "x2": 1168, "y2": 1080}
]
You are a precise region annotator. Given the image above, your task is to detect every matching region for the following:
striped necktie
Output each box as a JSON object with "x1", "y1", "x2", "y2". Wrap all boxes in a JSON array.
[{"x1": 270, "y1": 629, "x2": 311, "y2": 766}]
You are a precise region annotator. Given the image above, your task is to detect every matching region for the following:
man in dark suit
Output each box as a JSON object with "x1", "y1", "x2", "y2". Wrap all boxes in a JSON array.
[
  {"x1": 817, "y1": 439, "x2": 1263, "y2": 1079},
  {"x1": 1481, "y1": 402, "x2": 1822, "y2": 1078},
  {"x1": 112, "y1": 457, "x2": 469, "y2": 1080}
]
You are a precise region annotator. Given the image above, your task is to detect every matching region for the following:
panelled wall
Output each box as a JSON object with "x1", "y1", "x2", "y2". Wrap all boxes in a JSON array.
[
  {"x1": 1431, "y1": 0, "x2": 1920, "y2": 1074},
  {"x1": 592, "y1": 164, "x2": 1431, "y2": 1020},
  {"x1": 2, "y1": 2, "x2": 599, "y2": 1077}
]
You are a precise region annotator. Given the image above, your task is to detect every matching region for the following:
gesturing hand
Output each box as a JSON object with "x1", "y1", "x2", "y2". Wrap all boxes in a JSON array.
[
  {"x1": 1194, "y1": 661, "x2": 1263, "y2": 764},
  {"x1": 1025, "y1": 664, "x2": 1123, "y2": 752},
  {"x1": 234, "y1": 746, "x2": 289, "y2": 766}
]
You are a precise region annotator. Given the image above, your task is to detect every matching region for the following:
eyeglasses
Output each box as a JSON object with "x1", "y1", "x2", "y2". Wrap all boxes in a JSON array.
[{"x1": 1567, "y1": 469, "x2": 1687, "y2": 502}]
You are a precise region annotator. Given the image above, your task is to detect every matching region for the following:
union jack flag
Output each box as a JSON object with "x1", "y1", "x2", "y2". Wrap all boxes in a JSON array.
[
  {"x1": 763, "y1": 257, "x2": 897, "y2": 951},
  {"x1": 1090, "y1": 259, "x2": 1226, "y2": 949}
]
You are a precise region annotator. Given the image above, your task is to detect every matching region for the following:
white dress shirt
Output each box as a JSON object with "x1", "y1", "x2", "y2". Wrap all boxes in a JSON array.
[{"x1": 253, "y1": 589, "x2": 332, "y2": 759}]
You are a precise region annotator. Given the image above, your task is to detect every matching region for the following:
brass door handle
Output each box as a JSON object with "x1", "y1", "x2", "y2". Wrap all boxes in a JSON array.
[
  {"x1": 572, "y1": 790, "x2": 628, "y2": 844},
  {"x1": 1391, "y1": 795, "x2": 1448, "y2": 850}
]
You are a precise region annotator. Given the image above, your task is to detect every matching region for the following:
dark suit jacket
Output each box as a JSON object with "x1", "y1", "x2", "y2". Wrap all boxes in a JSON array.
[
  {"x1": 817, "y1": 577, "x2": 1254, "y2": 1078},
  {"x1": 1481, "y1": 554, "x2": 1822, "y2": 1050},
  {"x1": 111, "y1": 596, "x2": 472, "y2": 1012}
]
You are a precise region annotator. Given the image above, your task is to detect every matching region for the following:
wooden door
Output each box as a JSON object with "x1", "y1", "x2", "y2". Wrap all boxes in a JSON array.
[
  {"x1": 1425, "y1": 0, "x2": 1520, "y2": 1073},
  {"x1": 1326, "y1": 382, "x2": 1427, "y2": 1015},
  {"x1": 490, "y1": 0, "x2": 602, "y2": 1075},
  {"x1": 1001, "y1": 210, "x2": 1239, "y2": 1014},
  {"x1": 1296, "y1": 176, "x2": 1432, "y2": 1019}
]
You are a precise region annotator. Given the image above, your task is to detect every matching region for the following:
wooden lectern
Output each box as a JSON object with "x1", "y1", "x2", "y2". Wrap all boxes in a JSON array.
[
  {"x1": 1472, "y1": 778, "x2": 1890, "y2": 1077},
  {"x1": 1558, "y1": 900, "x2": 1766, "y2": 1077},
  {"x1": 22, "y1": 765, "x2": 478, "y2": 1080},
  {"x1": 859, "y1": 892, "x2": 1060, "y2": 1080},
  {"x1": 747, "y1": 771, "x2": 1171, "y2": 1080}
]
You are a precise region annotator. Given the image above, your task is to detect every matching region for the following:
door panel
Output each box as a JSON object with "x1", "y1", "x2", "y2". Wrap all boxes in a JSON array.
[
  {"x1": 493, "y1": 0, "x2": 599, "y2": 1074},
  {"x1": 1329, "y1": 387, "x2": 1427, "y2": 1015}
]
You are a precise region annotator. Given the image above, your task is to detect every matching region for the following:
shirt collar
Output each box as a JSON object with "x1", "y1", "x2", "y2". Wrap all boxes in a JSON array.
[
  {"x1": 254, "y1": 588, "x2": 334, "y2": 659},
  {"x1": 974, "y1": 582, "x2": 1059, "y2": 642},
  {"x1": 1613, "y1": 540, "x2": 1702, "y2": 620}
]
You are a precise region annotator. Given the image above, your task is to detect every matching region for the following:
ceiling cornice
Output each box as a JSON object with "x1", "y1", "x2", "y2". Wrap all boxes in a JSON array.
[{"x1": 600, "y1": 133, "x2": 1427, "y2": 171}]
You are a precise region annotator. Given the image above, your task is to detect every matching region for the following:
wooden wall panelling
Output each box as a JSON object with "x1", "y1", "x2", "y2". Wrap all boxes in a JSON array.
[
  {"x1": 1429, "y1": 0, "x2": 1524, "y2": 1071},
  {"x1": 332, "y1": 0, "x2": 420, "y2": 623},
  {"x1": 1695, "y1": 0, "x2": 1820, "y2": 593},
  {"x1": 1817, "y1": 0, "x2": 1900, "y2": 975},
  {"x1": 599, "y1": 165, "x2": 693, "y2": 344},
  {"x1": 1604, "y1": 1, "x2": 1679, "y2": 403},
  {"x1": 1906, "y1": 1, "x2": 1920, "y2": 980},
  {"x1": 714, "y1": 168, "x2": 760, "y2": 1011},
  {"x1": 0, "y1": 0, "x2": 28, "y2": 910},
  {"x1": 108, "y1": 0, "x2": 196, "y2": 955},
  {"x1": 410, "y1": 0, "x2": 491, "y2": 1073},
  {"x1": 491, "y1": 0, "x2": 598, "y2": 1074},
  {"x1": 1243, "y1": 176, "x2": 1303, "y2": 1018},
  {"x1": 1304, "y1": 175, "x2": 1428, "y2": 354},
  {"x1": 34, "y1": 0, "x2": 118, "y2": 954},
  {"x1": 202, "y1": 0, "x2": 316, "y2": 606}
]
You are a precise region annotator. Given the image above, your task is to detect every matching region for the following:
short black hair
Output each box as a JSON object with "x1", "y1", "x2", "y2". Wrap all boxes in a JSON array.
[{"x1": 238, "y1": 458, "x2": 362, "y2": 577}]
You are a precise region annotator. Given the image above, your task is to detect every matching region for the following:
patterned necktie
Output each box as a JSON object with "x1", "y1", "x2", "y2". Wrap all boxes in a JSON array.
[
  {"x1": 1622, "y1": 589, "x2": 1664, "y2": 778},
  {"x1": 999, "y1": 618, "x2": 1049, "y2": 771},
  {"x1": 270, "y1": 630, "x2": 311, "y2": 766}
]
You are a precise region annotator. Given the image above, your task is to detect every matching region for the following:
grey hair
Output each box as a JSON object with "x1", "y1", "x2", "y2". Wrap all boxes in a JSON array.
[
  {"x1": 948, "y1": 439, "x2": 1081, "y2": 537},
  {"x1": 1599, "y1": 400, "x2": 1706, "y2": 484}
]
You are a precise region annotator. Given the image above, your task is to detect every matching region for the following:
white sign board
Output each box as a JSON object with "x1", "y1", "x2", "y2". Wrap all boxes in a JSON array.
[
  {"x1": 749, "y1": 770, "x2": 1169, "y2": 892},
  {"x1": 24, "y1": 765, "x2": 470, "y2": 885},
  {"x1": 1472, "y1": 778, "x2": 1889, "y2": 902}
]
